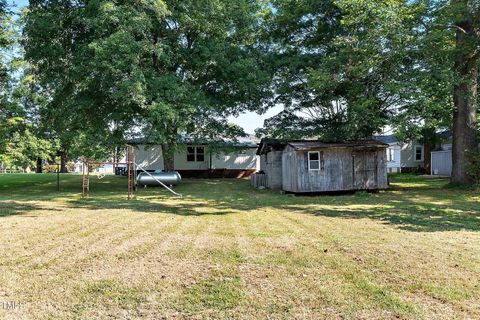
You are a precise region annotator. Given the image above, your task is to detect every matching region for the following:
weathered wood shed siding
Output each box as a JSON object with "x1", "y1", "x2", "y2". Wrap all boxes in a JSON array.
[
  {"x1": 266, "y1": 151, "x2": 283, "y2": 189},
  {"x1": 282, "y1": 146, "x2": 388, "y2": 193},
  {"x1": 259, "y1": 154, "x2": 267, "y2": 172}
]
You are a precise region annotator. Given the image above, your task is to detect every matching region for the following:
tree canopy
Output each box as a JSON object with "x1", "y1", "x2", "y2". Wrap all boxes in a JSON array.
[
  {"x1": 1, "y1": 0, "x2": 479, "y2": 183},
  {"x1": 257, "y1": 0, "x2": 423, "y2": 141},
  {"x1": 24, "y1": 0, "x2": 273, "y2": 170}
]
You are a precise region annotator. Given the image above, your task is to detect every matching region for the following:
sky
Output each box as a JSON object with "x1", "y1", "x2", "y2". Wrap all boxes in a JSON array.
[
  {"x1": 227, "y1": 106, "x2": 283, "y2": 135},
  {"x1": 8, "y1": 0, "x2": 27, "y2": 11},
  {"x1": 7, "y1": 0, "x2": 281, "y2": 135}
]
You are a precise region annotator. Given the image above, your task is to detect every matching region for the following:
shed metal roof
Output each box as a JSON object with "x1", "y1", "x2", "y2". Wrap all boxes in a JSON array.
[
  {"x1": 287, "y1": 140, "x2": 388, "y2": 151},
  {"x1": 257, "y1": 139, "x2": 388, "y2": 154}
]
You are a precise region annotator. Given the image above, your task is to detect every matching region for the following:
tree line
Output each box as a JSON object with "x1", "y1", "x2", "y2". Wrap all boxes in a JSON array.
[{"x1": 0, "y1": 0, "x2": 479, "y2": 184}]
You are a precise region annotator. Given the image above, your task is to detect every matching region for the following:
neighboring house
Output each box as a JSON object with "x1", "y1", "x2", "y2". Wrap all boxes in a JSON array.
[
  {"x1": 255, "y1": 139, "x2": 388, "y2": 193},
  {"x1": 128, "y1": 136, "x2": 260, "y2": 178},
  {"x1": 373, "y1": 135, "x2": 401, "y2": 173},
  {"x1": 431, "y1": 131, "x2": 453, "y2": 176},
  {"x1": 73, "y1": 160, "x2": 126, "y2": 174},
  {"x1": 400, "y1": 141, "x2": 426, "y2": 172},
  {"x1": 374, "y1": 135, "x2": 425, "y2": 173}
]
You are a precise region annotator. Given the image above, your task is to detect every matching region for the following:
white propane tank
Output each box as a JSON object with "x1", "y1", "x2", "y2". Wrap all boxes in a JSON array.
[{"x1": 136, "y1": 171, "x2": 182, "y2": 186}]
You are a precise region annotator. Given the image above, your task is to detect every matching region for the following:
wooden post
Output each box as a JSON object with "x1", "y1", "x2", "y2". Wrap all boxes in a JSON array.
[
  {"x1": 81, "y1": 160, "x2": 90, "y2": 198},
  {"x1": 82, "y1": 161, "x2": 85, "y2": 198}
]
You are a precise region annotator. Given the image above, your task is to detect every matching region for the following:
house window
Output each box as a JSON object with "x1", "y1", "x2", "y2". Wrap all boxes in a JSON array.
[
  {"x1": 196, "y1": 147, "x2": 205, "y2": 162},
  {"x1": 414, "y1": 145, "x2": 424, "y2": 161},
  {"x1": 308, "y1": 151, "x2": 321, "y2": 171},
  {"x1": 387, "y1": 148, "x2": 395, "y2": 162},
  {"x1": 187, "y1": 146, "x2": 205, "y2": 162}
]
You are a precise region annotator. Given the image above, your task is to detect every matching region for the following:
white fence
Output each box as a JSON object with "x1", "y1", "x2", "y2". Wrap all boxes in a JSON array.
[{"x1": 431, "y1": 150, "x2": 452, "y2": 176}]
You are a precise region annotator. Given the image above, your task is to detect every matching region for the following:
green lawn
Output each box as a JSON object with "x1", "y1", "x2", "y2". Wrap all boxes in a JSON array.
[{"x1": 0, "y1": 173, "x2": 479, "y2": 319}]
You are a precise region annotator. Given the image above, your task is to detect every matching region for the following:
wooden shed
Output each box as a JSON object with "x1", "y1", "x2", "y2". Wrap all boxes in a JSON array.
[{"x1": 255, "y1": 139, "x2": 388, "y2": 193}]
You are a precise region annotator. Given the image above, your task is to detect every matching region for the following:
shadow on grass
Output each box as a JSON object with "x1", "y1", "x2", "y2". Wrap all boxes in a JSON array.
[
  {"x1": 286, "y1": 201, "x2": 480, "y2": 232},
  {"x1": 1, "y1": 174, "x2": 479, "y2": 232},
  {"x1": 62, "y1": 178, "x2": 480, "y2": 233},
  {"x1": 69, "y1": 197, "x2": 238, "y2": 216},
  {"x1": 0, "y1": 202, "x2": 41, "y2": 217}
]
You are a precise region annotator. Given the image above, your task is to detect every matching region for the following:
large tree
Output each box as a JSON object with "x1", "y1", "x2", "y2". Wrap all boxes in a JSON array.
[
  {"x1": 449, "y1": 0, "x2": 480, "y2": 184},
  {"x1": 0, "y1": 0, "x2": 20, "y2": 155},
  {"x1": 24, "y1": 0, "x2": 272, "y2": 171},
  {"x1": 257, "y1": 0, "x2": 421, "y2": 141},
  {"x1": 397, "y1": 0, "x2": 480, "y2": 183}
]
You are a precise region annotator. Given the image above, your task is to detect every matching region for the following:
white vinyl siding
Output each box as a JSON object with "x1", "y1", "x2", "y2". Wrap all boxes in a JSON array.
[
  {"x1": 400, "y1": 141, "x2": 425, "y2": 168},
  {"x1": 134, "y1": 144, "x2": 259, "y2": 171},
  {"x1": 211, "y1": 148, "x2": 257, "y2": 170},
  {"x1": 414, "y1": 145, "x2": 424, "y2": 162},
  {"x1": 385, "y1": 144, "x2": 401, "y2": 172},
  {"x1": 133, "y1": 145, "x2": 164, "y2": 171},
  {"x1": 387, "y1": 148, "x2": 395, "y2": 162},
  {"x1": 175, "y1": 145, "x2": 208, "y2": 170}
]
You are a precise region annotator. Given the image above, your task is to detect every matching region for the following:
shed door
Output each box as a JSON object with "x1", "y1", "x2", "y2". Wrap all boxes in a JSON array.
[{"x1": 353, "y1": 151, "x2": 378, "y2": 190}]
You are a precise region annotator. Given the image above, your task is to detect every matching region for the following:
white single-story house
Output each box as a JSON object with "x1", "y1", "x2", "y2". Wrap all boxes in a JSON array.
[
  {"x1": 375, "y1": 131, "x2": 459, "y2": 175},
  {"x1": 374, "y1": 135, "x2": 425, "y2": 173},
  {"x1": 374, "y1": 135, "x2": 402, "y2": 173},
  {"x1": 129, "y1": 136, "x2": 260, "y2": 178},
  {"x1": 73, "y1": 162, "x2": 117, "y2": 174}
]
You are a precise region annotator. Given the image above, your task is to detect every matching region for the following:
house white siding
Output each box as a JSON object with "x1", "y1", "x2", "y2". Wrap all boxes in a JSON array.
[
  {"x1": 174, "y1": 145, "x2": 209, "y2": 170},
  {"x1": 401, "y1": 141, "x2": 425, "y2": 169},
  {"x1": 134, "y1": 145, "x2": 164, "y2": 171},
  {"x1": 211, "y1": 148, "x2": 257, "y2": 170},
  {"x1": 385, "y1": 144, "x2": 401, "y2": 173},
  {"x1": 132, "y1": 144, "x2": 259, "y2": 172}
]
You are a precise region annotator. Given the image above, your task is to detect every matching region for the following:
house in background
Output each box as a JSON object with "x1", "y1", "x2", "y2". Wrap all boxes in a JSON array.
[
  {"x1": 129, "y1": 136, "x2": 259, "y2": 178},
  {"x1": 431, "y1": 131, "x2": 453, "y2": 176},
  {"x1": 374, "y1": 135, "x2": 425, "y2": 173},
  {"x1": 373, "y1": 135, "x2": 402, "y2": 173},
  {"x1": 255, "y1": 139, "x2": 388, "y2": 193}
]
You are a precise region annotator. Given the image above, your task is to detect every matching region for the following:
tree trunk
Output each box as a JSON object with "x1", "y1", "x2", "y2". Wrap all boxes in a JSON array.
[
  {"x1": 161, "y1": 143, "x2": 175, "y2": 172},
  {"x1": 451, "y1": 15, "x2": 478, "y2": 184},
  {"x1": 423, "y1": 143, "x2": 433, "y2": 174},
  {"x1": 35, "y1": 157, "x2": 43, "y2": 173},
  {"x1": 60, "y1": 151, "x2": 69, "y2": 173}
]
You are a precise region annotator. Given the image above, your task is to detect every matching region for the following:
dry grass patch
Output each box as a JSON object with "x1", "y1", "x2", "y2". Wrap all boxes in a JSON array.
[{"x1": 0, "y1": 173, "x2": 479, "y2": 319}]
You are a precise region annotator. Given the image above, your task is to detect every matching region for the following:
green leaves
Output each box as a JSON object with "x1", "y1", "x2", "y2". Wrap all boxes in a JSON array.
[
  {"x1": 2, "y1": 128, "x2": 57, "y2": 170},
  {"x1": 24, "y1": 0, "x2": 272, "y2": 166},
  {"x1": 260, "y1": 0, "x2": 420, "y2": 141}
]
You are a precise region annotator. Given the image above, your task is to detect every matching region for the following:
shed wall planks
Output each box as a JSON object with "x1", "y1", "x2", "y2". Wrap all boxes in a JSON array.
[
  {"x1": 266, "y1": 151, "x2": 283, "y2": 189},
  {"x1": 279, "y1": 147, "x2": 387, "y2": 193}
]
